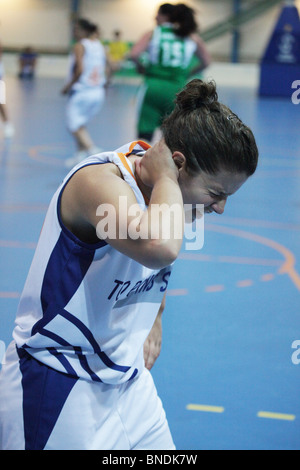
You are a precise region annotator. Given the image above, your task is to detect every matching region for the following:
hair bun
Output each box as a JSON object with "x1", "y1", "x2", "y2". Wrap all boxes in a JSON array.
[
  {"x1": 78, "y1": 18, "x2": 98, "y2": 34},
  {"x1": 175, "y1": 79, "x2": 218, "y2": 111}
]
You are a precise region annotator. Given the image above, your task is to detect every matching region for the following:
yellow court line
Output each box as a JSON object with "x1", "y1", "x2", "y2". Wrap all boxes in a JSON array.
[
  {"x1": 257, "y1": 411, "x2": 296, "y2": 422},
  {"x1": 187, "y1": 406, "x2": 296, "y2": 420},
  {"x1": 187, "y1": 404, "x2": 225, "y2": 414}
]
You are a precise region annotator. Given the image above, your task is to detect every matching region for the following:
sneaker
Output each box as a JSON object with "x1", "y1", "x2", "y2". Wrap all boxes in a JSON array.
[
  {"x1": 3, "y1": 122, "x2": 15, "y2": 139},
  {"x1": 64, "y1": 150, "x2": 88, "y2": 169}
]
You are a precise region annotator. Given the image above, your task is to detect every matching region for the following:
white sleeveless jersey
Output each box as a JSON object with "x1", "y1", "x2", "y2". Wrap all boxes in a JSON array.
[
  {"x1": 0, "y1": 60, "x2": 4, "y2": 80},
  {"x1": 13, "y1": 141, "x2": 172, "y2": 385},
  {"x1": 69, "y1": 38, "x2": 106, "y2": 91}
]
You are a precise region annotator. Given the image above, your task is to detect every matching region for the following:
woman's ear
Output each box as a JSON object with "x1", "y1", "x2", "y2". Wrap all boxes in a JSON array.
[{"x1": 172, "y1": 152, "x2": 186, "y2": 170}]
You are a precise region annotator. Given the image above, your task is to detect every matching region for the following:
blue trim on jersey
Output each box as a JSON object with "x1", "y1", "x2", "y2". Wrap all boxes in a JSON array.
[
  {"x1": 129, "y1": 368, "x2": 138, "y2": 381},
  {"x1": 29, "y1": 229, "x2": 137, "y2": 381},
  {"x1": 74, "y1": 346, "x2": 102, "y2": 383},
  {"x1": 47, "y1": 348, "x2": 79, "y2": 377},
  {"x1": 38, "y1": 230, "x2": 96, "y2": 317},
  {"x1": 61, "y1": 308, "x2": 131, "y2": 373},
  {"x1": 57, "y1": 162, "x2": 108, "y2": 251},
  {"x1": 18, "y1": 347, "x2": 78, "y2": 450}
]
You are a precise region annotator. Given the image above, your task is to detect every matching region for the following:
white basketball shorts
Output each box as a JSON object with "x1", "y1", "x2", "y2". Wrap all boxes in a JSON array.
[
  {"x1": 0, "y1": 342, "x2": 175, "y2": 450},
  {"x1": 66, "y1": 87, "x2": 105, "y2": 133}
]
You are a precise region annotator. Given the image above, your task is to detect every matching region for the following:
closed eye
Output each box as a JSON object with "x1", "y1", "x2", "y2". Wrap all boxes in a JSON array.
[
  {"x1": 209, "y1": 190, "x2": 232, "y2": 200},
  {"x1": 209, "y1": 192, "x2": 224, "y2": 201}
]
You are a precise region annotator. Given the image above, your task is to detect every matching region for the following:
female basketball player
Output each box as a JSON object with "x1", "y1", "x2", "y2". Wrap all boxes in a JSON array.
[
  {"x1": 0, "y1": 79, "x2": 258, "y2": 450},
  {"x1": 0, "y1": 41, "x2": 15, "y2": 139},
  {"x1": 62, "y1": 19, "x2": 110, "y2": 167},
  {"x1": 129, "y1": 3, "x2": 211, "y2": 142}
]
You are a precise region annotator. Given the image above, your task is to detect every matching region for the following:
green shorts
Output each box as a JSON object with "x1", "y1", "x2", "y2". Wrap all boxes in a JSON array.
[{"x1": 138, "y1": 77, "x2": 186, "y2": 136}]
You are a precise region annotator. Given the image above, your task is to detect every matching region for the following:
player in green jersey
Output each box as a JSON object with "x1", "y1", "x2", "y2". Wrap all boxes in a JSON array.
[{"x1": 129, "y1": 3, "x2": 211, "y2": 142}]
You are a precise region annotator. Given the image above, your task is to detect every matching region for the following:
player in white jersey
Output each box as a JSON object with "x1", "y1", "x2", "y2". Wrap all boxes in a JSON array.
[
  {"x1": 62, "y1": 19, "x2": 110, "y2": 167},
  {"x1": 0, "y1": 79, "x2": 259, "y2": 450},
  {"x1": 0, "y1": 41, "x2": 15, "y2": 138}
]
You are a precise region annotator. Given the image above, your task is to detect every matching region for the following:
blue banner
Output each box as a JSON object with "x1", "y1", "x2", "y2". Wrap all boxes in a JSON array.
[
  {"x1": 262, "y1": 4, "x2": 300, "y2": 64},
  {"x1": 259, "y1": 4, "x2": 300, "y2": 96}
]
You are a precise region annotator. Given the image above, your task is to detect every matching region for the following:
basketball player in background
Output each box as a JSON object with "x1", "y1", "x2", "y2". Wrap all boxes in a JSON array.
[
  {"x1": 129, "y1": 3, "x2": 211, "y2": 143},
  {"x1": 62, "y1": 19, "x2": 111, "y2": 168},
  {"x1": 0, "y1": 41, "x2": 15, "y2": 139}
]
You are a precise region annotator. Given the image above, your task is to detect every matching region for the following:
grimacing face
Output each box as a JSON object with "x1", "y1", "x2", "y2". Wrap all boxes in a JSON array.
[
  {"x1": 177, "y1": 165, "x2": 248, "y2": 215},
  {"x1": 132, "y1": 145, "x2": 248, "y2": 217}
]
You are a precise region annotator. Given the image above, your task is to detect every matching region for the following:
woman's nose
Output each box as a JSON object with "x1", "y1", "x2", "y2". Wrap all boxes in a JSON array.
[{"x1": 211, "y1": 198, "x2": 227, "y2": 215}]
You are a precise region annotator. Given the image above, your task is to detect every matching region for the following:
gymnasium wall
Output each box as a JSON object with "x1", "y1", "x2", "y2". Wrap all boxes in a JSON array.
[
  {"x1": 0, "y1": 0, "x2": 70, "y2": 52},
  {"x1": 0, "y1": 0, "x2": 295, "y2": 62}
]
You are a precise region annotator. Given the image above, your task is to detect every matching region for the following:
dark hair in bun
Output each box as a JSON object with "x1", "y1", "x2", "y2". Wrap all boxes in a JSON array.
[
  {"x1": 158, "y1": 3, "x2": 198, "y2": 38},
  {"x1": 158, "y1": 3, "x2": 176, "y2": 17},
  {"x1": 171, "y1": 4, "x2": 198, "y2": 37},
  {"x1": 161, "y1": 79, "x2": 259, "y2": 176},
  {"x1": 176, "y1": 79, "x2": 218, "y2": 111},
  {"x1": 77, "y1": 18, "x2": 98, "y2": 35}
]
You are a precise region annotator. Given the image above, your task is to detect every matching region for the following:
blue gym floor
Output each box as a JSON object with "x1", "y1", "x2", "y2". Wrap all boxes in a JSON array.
[{"x1": 0, "y1": 75, "x2": 299, "y2": 450}]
